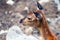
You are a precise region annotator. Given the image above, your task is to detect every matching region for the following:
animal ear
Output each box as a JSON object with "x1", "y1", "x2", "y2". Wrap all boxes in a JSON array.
[
  {"x1": 37, "y1": 2, "x2": 43, "y2": 10},
  {"x1": 33, "y1": 12, "x2": 42, "y2": 19}
]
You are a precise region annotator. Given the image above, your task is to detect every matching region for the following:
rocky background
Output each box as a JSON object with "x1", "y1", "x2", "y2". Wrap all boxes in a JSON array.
[{"x1": 0, "y1": 0, "x2": 60, "y2": 40}]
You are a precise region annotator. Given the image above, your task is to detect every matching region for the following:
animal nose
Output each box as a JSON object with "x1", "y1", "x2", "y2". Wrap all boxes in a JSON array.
[{"x1": 20, "y1": 19, "x2": 23, "y2": 23}]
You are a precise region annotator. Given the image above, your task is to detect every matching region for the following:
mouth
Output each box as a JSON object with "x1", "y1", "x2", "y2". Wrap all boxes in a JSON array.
[{"x1": 22, "y1": 24, "x2": 26, "y2": 26}]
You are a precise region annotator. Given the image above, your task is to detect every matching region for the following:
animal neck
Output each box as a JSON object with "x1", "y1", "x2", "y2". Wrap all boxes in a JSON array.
[
  {"x1": 37, "y1": 14, "x2": 56, "y2": 40},
  {"x1": 38, "y1": 23, "x2": 53, "y2": 40}
]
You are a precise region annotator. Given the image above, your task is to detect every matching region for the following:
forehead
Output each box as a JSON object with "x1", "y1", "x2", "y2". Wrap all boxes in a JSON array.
[
  {"x1": 26, "y1": 10, "x2": 43, "y2": 18},
  {"x1": 27, "y1": 12, "x2": 36, "y2": 18}
]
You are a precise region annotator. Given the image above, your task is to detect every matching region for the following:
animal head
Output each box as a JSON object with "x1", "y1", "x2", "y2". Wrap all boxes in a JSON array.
[{"x1": 20, "y1": 2, "x2": 47, "y2": 27}]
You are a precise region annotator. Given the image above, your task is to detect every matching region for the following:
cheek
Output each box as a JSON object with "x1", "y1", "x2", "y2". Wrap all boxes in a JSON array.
[
  {"x1": 27, "y1": 22, "x2": 37, "y2": 26},
  {"x1": 23, "y1": 20, "x2": 34, "y2": 25}
]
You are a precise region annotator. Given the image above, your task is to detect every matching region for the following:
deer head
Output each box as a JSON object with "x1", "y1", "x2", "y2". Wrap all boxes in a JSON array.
[{"x1": 20, "y1": 2, "x2": 46, "y2": 27}]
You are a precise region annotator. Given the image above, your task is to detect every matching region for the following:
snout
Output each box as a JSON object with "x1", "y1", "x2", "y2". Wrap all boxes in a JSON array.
[{"x1": 19, "y1": 19, "x2": 23, "y2": 23}]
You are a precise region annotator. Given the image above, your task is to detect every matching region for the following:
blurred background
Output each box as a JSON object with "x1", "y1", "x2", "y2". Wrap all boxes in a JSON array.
[{"x1": 0, "y1": 0, "x2": 60, "y2": 40}]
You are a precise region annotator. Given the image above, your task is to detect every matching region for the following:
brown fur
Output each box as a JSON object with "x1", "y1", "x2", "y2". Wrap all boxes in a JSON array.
[{"x1": 20, "y1": 10, "x2": 58, "y2": 40}]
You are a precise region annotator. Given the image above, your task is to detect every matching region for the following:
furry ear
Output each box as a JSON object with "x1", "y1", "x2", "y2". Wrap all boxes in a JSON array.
[
  {"x1": 37, "y1": 2, "x2": 43, "y2": 10},
  {"x1": 33, "y1": 12, "x2": 42, "y2": 19}
]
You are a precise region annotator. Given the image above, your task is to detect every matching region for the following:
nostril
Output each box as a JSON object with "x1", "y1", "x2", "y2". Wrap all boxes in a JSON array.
[{"x1": 20, "y1": 19, "x2": 23, "y2": 23}]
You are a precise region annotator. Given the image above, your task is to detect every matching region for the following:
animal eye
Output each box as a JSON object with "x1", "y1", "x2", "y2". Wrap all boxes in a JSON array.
[{"x1": 28, "y1": 18, "x2": 32, "y2": 20}]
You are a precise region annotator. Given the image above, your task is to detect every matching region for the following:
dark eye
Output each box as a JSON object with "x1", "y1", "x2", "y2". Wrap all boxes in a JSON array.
[{"x1": 28, "y1": 18, "x2": 32, "y2": 20}]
